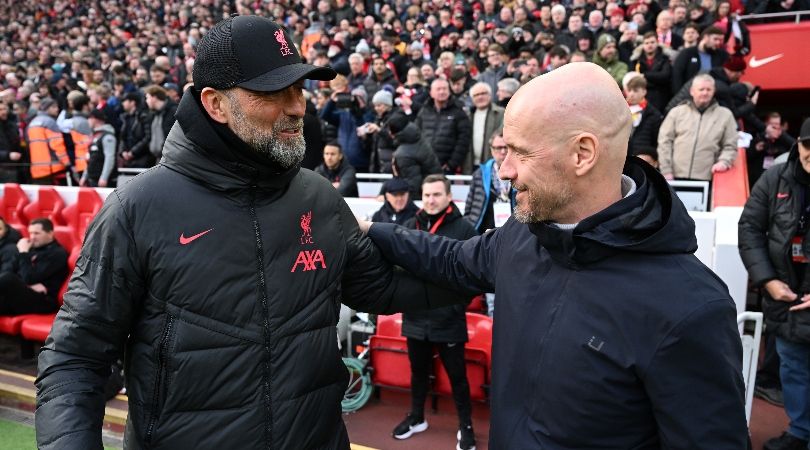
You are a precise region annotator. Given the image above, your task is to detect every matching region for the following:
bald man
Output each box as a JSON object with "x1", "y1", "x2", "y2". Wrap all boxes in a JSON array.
[{"x1": 359, "y1": 63, "x2": 747, "y2": 449}]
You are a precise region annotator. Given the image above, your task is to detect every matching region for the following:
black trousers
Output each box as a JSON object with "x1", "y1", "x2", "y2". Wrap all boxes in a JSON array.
[
  {"x1": 0, "y1": 273, "x2": 58, "y2": 315},
  {"x1": 407, "y1": 338, "x2": 473, "y2": 426}
]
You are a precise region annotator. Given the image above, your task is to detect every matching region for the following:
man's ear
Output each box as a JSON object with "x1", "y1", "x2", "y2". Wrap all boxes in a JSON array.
[
  {"x1": 572, "y1": 132, "x2": 599, "y2": 177},
  {"x1": 200, "y1": 87, "x2": 230, "y2": 124}
]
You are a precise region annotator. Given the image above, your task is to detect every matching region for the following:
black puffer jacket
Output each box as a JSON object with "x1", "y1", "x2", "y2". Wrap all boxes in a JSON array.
[
  {"x1": 739, "y1": 145, "x2": 810, "y2": 343},
  {"x1": 315, "y1": 158, "x2": 359, "y2": 197},
  {"x1": 36, "y1": 89, "x2": 456, "y2": 450},
  {"x1": 16, "y1": 240, "x2": 68, "y2": 304},
  {"x1": 415, "y1": 100, "x2": 471, "y2": 172},
  {"x1": 401, "y1": 203, "x2": 477, "y2": 342},
  {"x1": 0, "y1": 225, "x2": 22, "y2": 274},
  {"x1": 392, "y1": 123, "x2": 442, "y2": 196}
]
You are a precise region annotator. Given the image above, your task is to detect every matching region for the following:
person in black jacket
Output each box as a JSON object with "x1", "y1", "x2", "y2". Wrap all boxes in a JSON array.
[
  {"x1": 0, "y1": 102, "x2": 22, "y2": 183},
  {"x1": 415, "y1": 78, "x2": 472, "y2": 174},
  {"x1": 144, "y1": 84, "x2": 178, "y2": 162},
  {"x1": 360, "y1": 63, "x2": 748, "y2": 449},
  {"x1": 0, "y1": 217, "x2": 22, "y2": 275},
  {"x1": 739, "y1": 119, "x2": 810, "y2": 450},
  {"x1": 0, "y1": 218, "x2": 67, "y2": 316},
  {"x1": 35, "y1": 16, "x2": 463, "y2": 450},
  {"x1": 625, "y1": 76, "x2": 664, "y2": 157},
  {"x1": 388, "y1": 113, "x2": 442, "y2": 197},
  {"x1": 629, "y1": 33, "x2": 673, "y2": 112},
  {"x1": 314, "y1": 141, "x2": 358, "y2": 197},
  {"x1": 670, "y1": 26, "x2": 728, "y2": 93},
  {"x1": 747, "y1": 112, "x2": 796, "y2": 188},
  {"x1": 118, "y1": 92, "x2": 154, "y2": 168},
  {"x1": 392, "y1": 174, "x2": 478, "y2": 450},
  {"x1": 371, "y1": 177, "x2": 419, "y2": 225}
]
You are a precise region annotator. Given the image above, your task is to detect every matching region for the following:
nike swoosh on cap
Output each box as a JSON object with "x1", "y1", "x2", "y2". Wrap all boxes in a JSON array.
[
  {"x1": 179, "y1": 228, "x2": 214, "y2": 245},
  {"x1": 749, "y1": 54, "x2": 784, "y2": 68}
]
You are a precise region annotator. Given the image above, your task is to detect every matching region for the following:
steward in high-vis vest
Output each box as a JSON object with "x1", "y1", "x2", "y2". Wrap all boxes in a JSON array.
[
  {"x1": 57, "y1": 92, "x2": 93, "y2": 175},
  {"x1": 80, "y1": 109, "x2": 117, "y2": 188},
  {"x1": 27, "y1": 99, "x2": 71, "y2": 183}
]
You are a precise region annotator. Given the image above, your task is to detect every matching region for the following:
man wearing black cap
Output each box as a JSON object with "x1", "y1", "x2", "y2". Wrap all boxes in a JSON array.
[
  {"x1": 118, "y1": 92, "x2": 153, "y2": 168},
  {"x1": 80, "y1": 109, "x2": 117, "y2": 188},
  {"x1": 740, "y1": 118, "x2": 810, "y2": 450},
  {"x1": 36, "y1": 15, "x2": 458, "y2": 450},
  {"x1": 371, "y1": 177, "x2": 419, "y2": 225}
]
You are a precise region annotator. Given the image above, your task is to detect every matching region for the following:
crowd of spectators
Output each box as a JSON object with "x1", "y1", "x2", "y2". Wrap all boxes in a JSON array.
[{"x1": 0, "y1": 0, "x2": 806, "y2": 190}]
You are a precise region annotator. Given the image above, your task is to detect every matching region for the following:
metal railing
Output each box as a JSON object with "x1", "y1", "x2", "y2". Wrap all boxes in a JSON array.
[{"x1": 738, "y1": 10, "x2": 810, "y2": 23}]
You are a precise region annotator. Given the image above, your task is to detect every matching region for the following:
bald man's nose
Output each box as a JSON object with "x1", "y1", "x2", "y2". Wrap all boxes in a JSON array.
[{"x1": 498, "y1": 155, "x2": 516, "y2": 180}]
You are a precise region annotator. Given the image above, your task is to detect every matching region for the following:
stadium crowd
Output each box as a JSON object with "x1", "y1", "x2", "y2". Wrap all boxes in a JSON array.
[{"x1": 0, "y1": 0, "x2": 805, "y2": 190}]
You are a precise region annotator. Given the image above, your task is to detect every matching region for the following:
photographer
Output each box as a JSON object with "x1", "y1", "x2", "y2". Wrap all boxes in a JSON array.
[{"x1": 319, "y1": 76, "x2": 375, "y2": 172}]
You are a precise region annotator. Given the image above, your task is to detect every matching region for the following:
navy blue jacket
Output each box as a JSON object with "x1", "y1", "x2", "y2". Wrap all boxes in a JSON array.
[{"x1": 369, "y1": 158, "x2": 747, "y2": 449}]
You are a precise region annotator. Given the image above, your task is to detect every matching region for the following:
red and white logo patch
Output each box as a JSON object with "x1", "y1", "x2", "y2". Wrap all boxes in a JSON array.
[{"x1": 291, "y1": 211, "x2": 327, "y2": 272}]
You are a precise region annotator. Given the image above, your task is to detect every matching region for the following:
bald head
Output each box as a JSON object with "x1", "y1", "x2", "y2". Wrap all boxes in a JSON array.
[
  {"x1": 505, "y1": 62, "x2": 631, "y2": 172},
  {"x1": 499, "y1": 63, "x2": 633, "y2": 224}
]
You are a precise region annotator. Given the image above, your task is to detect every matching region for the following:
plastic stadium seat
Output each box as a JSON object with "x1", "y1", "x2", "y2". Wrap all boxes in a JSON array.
[
  {"x1": 369, "y1": 335, "x2": 411, "y2": 389},
  {"x1": 2, "y1": 183, "x2": 30, "y2": 234},
  {"x1": 22, "y1": 186, "x2": 65, "y2": 226},
  {"x1": 466, "y1": 295, "x2": 486, "y2": 313},
  {"x1": 20, "y1": 314, "x2": 57, "y2": 342},
  {"x1": 53, "y1": 228, "x2": 75, "y2": 253},
  {"x1": 0, "y1": 314, "x2": 45, "y2": 336},
  {"x1": 376, "y1": 313, "x2": 403, "y2": 337},
  {"x1": 58, "y1": 187, "x2": 102, "y2": 244}
]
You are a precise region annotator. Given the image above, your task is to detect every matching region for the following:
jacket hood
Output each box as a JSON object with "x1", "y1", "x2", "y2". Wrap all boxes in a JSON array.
[
  {"x1": 529, "y1": 157, "x2": 698, "y2": 266},
  {"x1": 93, "y1": 124, "x2": 115, "y2": 134},
  {"x1": 161, "y1": 89, "x2": 299, "y2": 193},
  {"x1": 394, "y1": 122, "x2": 421, "y2": 145}
]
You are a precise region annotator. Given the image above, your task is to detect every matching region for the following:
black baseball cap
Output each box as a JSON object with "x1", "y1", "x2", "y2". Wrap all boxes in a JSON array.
[
  {"x1": 193, "y1": 15, "x2": 336, "y2": 93},
  {"x1": 382, "y1": 177, "x2": 410, "y2": 194},
  {"x1": 800, "y1": 118, "x2": 810, "y2": 142}
]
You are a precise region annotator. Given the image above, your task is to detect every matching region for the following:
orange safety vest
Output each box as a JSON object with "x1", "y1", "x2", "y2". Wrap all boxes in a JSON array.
[
  {"x1": 70, "y1": 129, "x2": 92, "y2": 173},
  {"x1": 27, "y1": 125, "x2": 70, "y2": 180}
]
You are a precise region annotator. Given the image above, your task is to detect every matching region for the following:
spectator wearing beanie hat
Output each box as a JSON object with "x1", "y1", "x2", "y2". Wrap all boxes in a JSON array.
[
  {"x1": 366, "y1": 89, "x2": 399, "y2": 173},
  {"x1": 388, "y1": 113, "x2": 442, "y2": 196},
  {"x1": 371, "y1": 176, "x2": 419, "y2": 225},
  {"x1": 592, "y1": 34, "x2": 629, "y2": 86}
]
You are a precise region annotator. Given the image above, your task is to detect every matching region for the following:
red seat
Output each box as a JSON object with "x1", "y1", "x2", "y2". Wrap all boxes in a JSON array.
[
  {"x1": 466, "y1": 295, "x2": 486, "y2": 313},
  {"x1": 0, "y1": 314, "x2": 49, "y2": 336},
  {"x1": 20, "y1": 314, "x2": 57, "y2": 342},
  {"x1": 369, "y1": 335, "x2": 412, "y2": 389},
  {"x1": 22, "y1": 186, "x2": 65, "y2": 226},
  {"x1": 2, "y1": 183, "x2": 30, "y2": 233},
  {"x1": 53, "y1": 228, "x2": 75, "y2": 253},
  {"x1": 376, "y1": 313, "x2": 403, "y2": 337},
  {"x1": 58, "y1": 188, "x2": 102, "y2": 244}
]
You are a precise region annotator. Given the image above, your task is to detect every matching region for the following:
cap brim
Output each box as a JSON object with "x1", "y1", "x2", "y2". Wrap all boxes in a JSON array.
[{"x1": 237, "y1": 63, "x2": 337, "y2": 92}]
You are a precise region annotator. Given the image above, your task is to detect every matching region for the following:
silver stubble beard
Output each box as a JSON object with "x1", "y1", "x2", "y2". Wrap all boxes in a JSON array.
[{"x1": 229, "y1": 101, "x2": 306, "y2": 170}]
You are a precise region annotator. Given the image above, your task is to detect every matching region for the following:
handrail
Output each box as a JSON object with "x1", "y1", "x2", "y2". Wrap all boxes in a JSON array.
[{"x1": 738, "y1": 10, "x2": 810, "y2": 23}]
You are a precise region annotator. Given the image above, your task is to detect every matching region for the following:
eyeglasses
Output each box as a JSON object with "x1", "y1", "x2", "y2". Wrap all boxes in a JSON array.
[{"x1": 491, "y1": 145, "x2": 508, "y2": 153}]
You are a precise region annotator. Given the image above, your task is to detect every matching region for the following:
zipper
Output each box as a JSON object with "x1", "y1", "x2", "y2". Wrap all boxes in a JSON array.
[
  {"x1": 249, "y1": 188, "x2": 274, "y2": 449},
  {"x1": 145, "y1": 313, "x2": 175, "y2": 445},
  {"x1": 687, "y1": 111, "x2": 704, "y2": 180}
]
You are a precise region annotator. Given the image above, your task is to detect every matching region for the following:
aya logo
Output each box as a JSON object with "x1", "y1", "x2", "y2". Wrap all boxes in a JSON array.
[{"x1": 274, "y1": 29, "x2": 293, "y2": 57}]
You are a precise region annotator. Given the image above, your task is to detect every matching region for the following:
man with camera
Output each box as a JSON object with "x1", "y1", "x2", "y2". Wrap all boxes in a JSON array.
[
  {"x1": 320, "y1": 75, "x2": 375, "y2": 172},
  {"x1": 739, "y1": 119, "x2": 810, "y2": 450}
]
